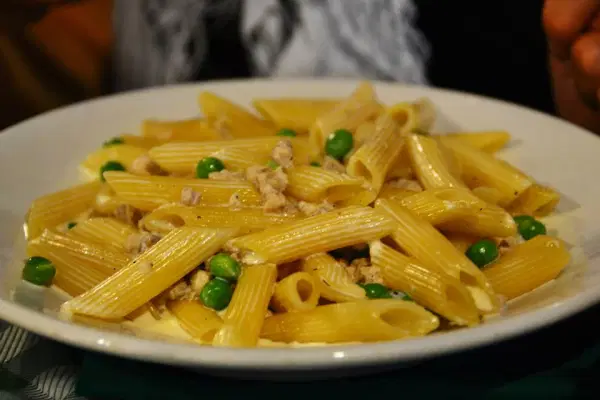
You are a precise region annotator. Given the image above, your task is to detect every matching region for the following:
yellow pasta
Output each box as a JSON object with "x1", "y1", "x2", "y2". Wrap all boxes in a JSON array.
[
  {"x1": 439, "y1": 203, "x2": 518, "y2": 238},
  {"x1": 387, "y1": 102, "x2": 419, "y2": 132},
  {"x1": 261, "y1": 299, "x2": 439, "y2": 343},
  {"x1": 301, "y1": 253, "x2": 365, "y2": 303},
  {"x1": 119, "y1": 134, "x2": 159, "y2": 149},
  {"x1": 286, "y1": 166, "x2": 366, "y2": 203},
  {"x1": 80, "y1": 145, "x2": 148, "y2": 181},
  {"x1": 27, "y1": 230, "x2": 130, "y2": 296},
  {"x1": 92, "y1": 184, "x2": 122, "y2": 215},
  {"x1": 142, "y1": 118, "x2": 222, "y2": 142},
  {"x1": 483, "y1": 235, "x2": 570, "y2": 300},
  {"x1": 167, "y1": 300, "x2": 224, "y2": 342},
  {"x1": 139, "y1": 204, "x2": 299, "y2": 234},
  {"x1": 148, "y1": 137, "x2": 310, "y2": 174},
  {"x1": 252, "y1": 98, "x2": 340, "y2": 133},
  {"x1": 66, "y1": 218, "x2": 137, "y2": 252},
  {"x1": 309, "y1": 82, "x2": 383, "y2": 151},
  {"x1": 390, "y1": 188, "x2": 476, "y2": 226},
  {"x1": 103, "y1": 171, "x2": 261, "y2": 211},
  {"x1": 370, "y1": 241, "x2": 479, "y2": 326},
  {"x1": 407, "y1": 134, "x2": 466, "y2": 190},
  {"x1": 26, "y1": 181, "x2": 101, "y2": 239},
  {"x1": 198, "y1": 92, "x2": 275, "y2": 138},
  {"x1": 213, "y1": 264, "x2": 277, "y2": 347},
  {"x1": 228, "y1": 206, "x2": 396, "y2": 265},
  {"x1": 438, "y1": 136, "x2": 533, "y2": 206},
  {"x1": 446, "y1": 233, "x2": 477, "y2": 253},
  {"x1": 375, "y1": 199, "x2": 500, "y2": 314},
  {"x1": 271, "y1": 271, "x2": 320, "y2": 313},
  {"x1": 443, "y1": 131, "x2": 511, "y2": 153},
  {"x1": 62, "y1": 227, "x2": 237, "y2": 319},
  {"x1": 508, "y1": 184, "x2": 560, "y2": 217},
  {"x1": 347, "y1": 113, "x2": 405, "y2": 191}
]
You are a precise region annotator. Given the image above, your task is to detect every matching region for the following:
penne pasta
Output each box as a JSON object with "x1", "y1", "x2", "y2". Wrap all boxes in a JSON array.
[
  {"x1": 92, "y1": 184, "x2": 122, "y2": 215},
  {"x1": 228, "y1": 206, "x2": 396, "y2": 265},
  {"x1": 375, "y1": 199, "x2": 500, "y2": 314},
  {"x1": 442, "y1": 131, "x2": 511, "y2": 153},
  {"x1": 26, "y1": 181, "x2": 101, "y2": 239},
  {"x1": 213, "y1": 264, "x2": 277, "y2": 347},
  {"x1": 198, "y1": 92, "x2": 275, "y2": 138},
  {"x1": 62, "y1": 227, "x2": 237, "y2": 319},
  {"x1": 252, "y1": 98, "x2": 340, "y2": 133},
  {"x1": 407, "y1": 134, "x2": 466, "y2": 190},
  {"x1": 79, "y1": 145, "x2": 148, "y2": 181},
  {"x1": 119, "y1": 134, "x2": 159, "y2": 149},
  {"x1": 139, "y1": 204, "x2": 299, "y2": 234},
  {"x1": 148, "y1": 137, "x2": 310, "y2": 174},
  {"x1": 142, "y1": 118, "x2": 222, "y2": 142},
  {"x1": 508, "y1": 184, "x2": 560, "y2": 217},
  {"x1": 286, "y1": 166, "x2": 366, "y2": 203},
  {"x1": 167, "y1": 300, "x2": 224, "y2": 342},
  {"x1": 27, "y1": 230, "x2": 130, "y2": 296},
  {"x1": 66, "y1": 218, "x2": 137, "y2": 252},
  {"x1": 387, "y1": 102, "x2": 419, "y2": 132},
  {"x1": 390, "y1": 188, "x2": 477, "y2": 226},
  {"x1": 309, "y1": 82, "x2": 383, "y2": 151},
  {"x1": 438, "y1": 136, "x2": 533, "y2": 206},
  {"x1": 439, "y1": 203, "x2": 518, "y2": 238},
  {"x1": 370, "y1": 241, "x2": 479, "y2": 326},
  {"x1": 445, "y1": 233, "x2": 477, "y2": 253},
  {"x1": 260, "y1": 299, "x2": 439, "y2": 343},
  {"x1": 483, "y1": 235, "x2": 570, "y2": 300},
  {"x1": 271, "y1": 271, "x2": 320, "y2": 313},
  {"x1": 337, "y1": 186, "x2": 378, "y2": 207},
  {"x1": 301, "y1": 253, "x2": 366, "y2": 303},
  {"x1": 103, "y1": 172, "x2": 261, "y2": 211},
  {"x1": 347, "y1": 113, "x2": 405, "y2": 191}
]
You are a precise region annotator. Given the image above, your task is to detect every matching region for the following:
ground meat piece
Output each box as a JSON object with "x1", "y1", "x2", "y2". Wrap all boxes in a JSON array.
[
  {"x1": 345, "y1": 266, "x2": 361, "y2": 283},
  {"x1": 137, "y1": 260, "x2": 153, "y2": 274},
  {"x1": 208, "y1": 170, "x2": 245, "y2": 181},
  {"x1": 125, "y1": 232, "x2": 162, "y2": 255},
  {"x1": 387, "y1": 178, "x2": 423, "y2": 192},
  {"x1": 130, "y1": 154, "x2": 163, "y2": 176},
  {"x1": 189, "y1": 269, "x2": 210, "y2": 294},
  {"x1": 495, "y1": 235, "x2": 524, "y2": 255},
  {"x1": 359, "y1": 266, "x2": 384, "y2": 284},
  {"x1": 180, "y1": 187, "x2": 202, "y2": 206},
  {"x1": 322, "y1": 156, "x2": 346, "y2": 174},
  {"x1": 297, "y1": 201, "x2": 334, "y2": 217},
  {"x1": 228, "y1": 192, "x2": 243, "y2": 209},
  {"x1": 350, "y1": 258, "x2": 370, "y2": 269},
  {"x1": 214, "y1": 116, "x2": 234, "y2": 139},
  {"x1": 246, "y1": 165, "x2": 289, "y2": 212},
  {"x1": 271, "y1": 139, "x2": 294, "y2": 169},
  {"x1": 114, "y1": 204, "x2": 143, "y2": 226},
  {"x1": 167, "y1": 281, "x2": 193, "y2": 300}
]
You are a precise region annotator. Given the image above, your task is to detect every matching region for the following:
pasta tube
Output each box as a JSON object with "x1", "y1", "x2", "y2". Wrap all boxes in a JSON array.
[
  {"x1": 407, "y1": 134, "x2": 466, "y2": 190},
  {"x1": 228, "y1": 206, "x2": 396, "y2": 265},
  {"x1": 168, "y1": 300, "x2": 223, "y2": 342},
  {"x1": 508, "y1": 184, "x2": 560, "y2": 217},
  {"x1": 286, "y1": 166, "x2": 366, "y2": 203},
  {"x1": 301, "y1": 253, "x2": 366, "y2": 303},
  {"x1": 79, "y1": 145, "x2": 148, "y2": 181},
  {"x1": 442, "y1": 131, "x2": 511, "y2": 153},
  {"x1": 260, "y1": 299, "x2": 439, "y2": 343},
  {"x1": 142, "y1": 118, "x2": 221, "y2": 142},
  {"x1": 62, "y1": 227, "x2": 237, "y2": 319},
  {"x1": 271, "y1": 271, "x2": 320, "y2": 313},
  {"x1": 252, "y1": 98, "x2": 340, "y2": 133},
  {"x1": 103, "y1": 172, "x2": 261, "y2": 211},
  {"x1": 375, "y1": 199, "x2": 500, "y2": 314},
  {"x1": 370, "y1": 241, "x2": 479, "y2": 326},
  {"x1": 26, "y1": 181, "x2": 101, "y2": 239},
  {"x1": 483, "y1": 235, "x2": 570, "y2": 300},
  {"x1": 66, "y1": 218, "x2": 137, "y2": 252},
  {"x1": 213, "y1": 264, "x2": 277, "y2": 347}
]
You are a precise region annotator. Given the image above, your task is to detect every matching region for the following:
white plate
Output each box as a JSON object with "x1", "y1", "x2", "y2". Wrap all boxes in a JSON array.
[{"x1": 1, "y1": 79, "x2": 600, "y2": 374}]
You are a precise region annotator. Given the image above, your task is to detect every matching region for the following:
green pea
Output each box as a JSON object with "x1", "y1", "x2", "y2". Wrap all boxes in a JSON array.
[
  {"x1": 196, "y1": 157, "x2": 225, "y2": 179},
  {"x1": 402, "y1": 293, "x2": 414, "y2": 302},
  {"x1": 514, "y1": 215, "x2": 535, "y2": 231},
  {"x1": 362, "y1": 283, "x2": 392, "y2": 299},
  {"x1": 465, "y1": 239, "x2": 499, "y2": 268},
  {"x1": 325, "y1": 129, "x2": 353, "y2": 160},
  {"x1": 67, "y1": 222, "x2": 77, "y2": 230},
  {"x1": 103, "y1": 137, "x2": 124, "y2": 147},
  {"x1": 100, "y1": 161, "x2": 126, "y2": 181},
  {"x1": 277, "y1": 128, "x2": 297, "y2": 137},
  {"x1": 310, "y1": 161, "x2": 321, "y2": 167},
  {"x1": 22, "y1": 256, "x2": 56, "y2": 286},
  {"x1": 267, "y1": 160, "x2": 279, "y2": 170},
  {"x1": 200, "y1": 278, "x2": 233, "y2": 310},
  {"x1": 520, "y1": 220, "x2": 547, "y2": 240},
  {"x1": 208, "y1": 253, "x2": 241, "y2": 281}
]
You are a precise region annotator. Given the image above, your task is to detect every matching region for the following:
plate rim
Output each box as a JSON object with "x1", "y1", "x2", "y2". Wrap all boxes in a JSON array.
[{"x1": 1, "y1": 78, "x2": 600, "y2": 369}]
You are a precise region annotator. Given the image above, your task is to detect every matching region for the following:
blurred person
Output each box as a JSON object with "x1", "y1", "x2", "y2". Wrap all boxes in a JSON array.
[{"x1": 0, "y1": 0, "x2": 597, "y2": 135}]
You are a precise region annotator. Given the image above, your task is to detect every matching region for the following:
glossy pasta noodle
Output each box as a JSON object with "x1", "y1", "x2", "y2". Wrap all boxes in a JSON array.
[{"x1": 20, "y1": 81, "x2": 571, "y2": 348}]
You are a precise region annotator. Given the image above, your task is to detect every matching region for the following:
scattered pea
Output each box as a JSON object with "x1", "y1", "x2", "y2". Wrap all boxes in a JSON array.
[
  {"x1": 103, "y1": 137, "x2": 124, "y2": 147},
  {"x1": 200, "y1": 278, "x2": 233, "y2": 311},
  {"x1": 277, "y1": 128, "x2": 297, "y2": 137},
  {"x1": 325, "y1": 129, "x2": 353, "y2": 160},
  {"x1": 520, "y1": 220, "x2": 547, "y2": 240},
  {"x1": 22, "y1": 256, "x2": 56, "y2": 286},
  {"x1": 100, "y1": 161, "x2": 126, "y2": 181},
  {"x1": 196, "y1": 157, "x2": 225, "y2": 179},
  {"x1": 267, "y1": 160, "x2": 279, "y2": 170},
  {"x1": 513, "y1": 215, "x2": 535, "y2": 231},
  {"x1": 362, "y1": 283, "x2": 392, "y2": 299},
  {"x1": 208, "y1": 253, "x2": 241, "y2": 281},
  {"x1": 465, "y1": 239, "x2": 499, "y2": 268}
]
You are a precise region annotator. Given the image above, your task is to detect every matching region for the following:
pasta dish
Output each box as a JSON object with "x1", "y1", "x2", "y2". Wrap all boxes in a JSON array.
[{"x1": 20, "y1": 82, "x2": 570, "y2": 347}]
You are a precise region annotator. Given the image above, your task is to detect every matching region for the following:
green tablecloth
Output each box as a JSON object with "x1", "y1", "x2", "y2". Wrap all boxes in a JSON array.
[{"x1": 76, "y1": 302, "x2": 600, "y2": 400}]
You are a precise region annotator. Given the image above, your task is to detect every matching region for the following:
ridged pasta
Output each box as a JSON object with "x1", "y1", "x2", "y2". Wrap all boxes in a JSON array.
[
  {"x1": 301, "y1": 253, "x2": 365, "y2": 303},
  {"x1": 286, "y1": 166, "x2": 366, "y2": 203}
]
